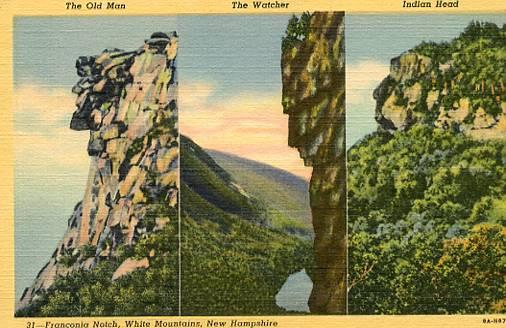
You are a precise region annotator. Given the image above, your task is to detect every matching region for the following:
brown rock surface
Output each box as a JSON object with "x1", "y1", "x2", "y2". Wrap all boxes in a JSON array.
[{"x1": 281, "y1": 12, "x2": 346, "y2": 314}]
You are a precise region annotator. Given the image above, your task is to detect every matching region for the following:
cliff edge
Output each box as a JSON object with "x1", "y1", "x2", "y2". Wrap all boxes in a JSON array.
[{"x1": 375, "y1": 22, "x2": 506, "y2": 139}]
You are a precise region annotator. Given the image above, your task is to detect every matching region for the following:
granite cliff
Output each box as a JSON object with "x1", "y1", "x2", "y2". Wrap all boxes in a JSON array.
[
  {"x1": 375, "y1": 22, "x2": 505, "y2": 139},
  {"x1": 18, "y1": 32, "x2": 180, "y2": 311},
  {"x1": 281, "y1": 12, "x2": 346, "y2": 314}
]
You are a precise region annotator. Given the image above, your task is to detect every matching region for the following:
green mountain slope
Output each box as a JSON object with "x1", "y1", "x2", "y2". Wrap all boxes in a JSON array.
[
  {"x1": 181, "y1": 135, "x2": 313, "y2": 315},
  {"x1": 180, "y1": 136, "x2": 261, "y2": 222},
  {"x1": 207, "y1": 149, "x2": 312, "y2": 236}
]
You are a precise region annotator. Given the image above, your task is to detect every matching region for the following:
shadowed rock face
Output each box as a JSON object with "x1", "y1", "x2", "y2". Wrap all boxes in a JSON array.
[
  {"x1": 18, "y1": 32, "x2": 179, "y2": 311},
  {"x1": 281, "y1": 12, "x2": 346, "y2": 314},
  {"x1": 375, "y1": 51, "x2": 506, "y2": 139},
  {"x1": 374, "y1": 52, "x2": 432, "y2": 132}
]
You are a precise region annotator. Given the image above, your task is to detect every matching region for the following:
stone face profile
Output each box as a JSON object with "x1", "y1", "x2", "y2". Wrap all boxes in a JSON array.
[
  {"x1": 18, "y1": 32, "x2": 179, "y2": 311},
  {"x1": 281, "y1": 12, "x2": 346, "y2": 314},
  {"x1": 375, "y1": 51, "x2": 506, "y2": 139}
]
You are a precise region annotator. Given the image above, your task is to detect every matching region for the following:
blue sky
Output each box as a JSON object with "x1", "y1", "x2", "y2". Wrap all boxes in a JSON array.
[
  {"x1": 13, "y1": 14, "x2": 505, "y2": 300},
  {"x1": 14, "y1": 15, "x2": 288, "y2": 96}
]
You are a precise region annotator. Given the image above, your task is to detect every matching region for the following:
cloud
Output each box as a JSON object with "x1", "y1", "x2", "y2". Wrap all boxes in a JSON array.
[
  {"x1": 14, "y1": 85, "x2": 76, "y2": 130},
  {"x1": 14, "y1": 84, "x2": 90, "y2": 175},
  {"x1": 179, "y1": 81, "x2": 216, "y2": 110},
  {"x1": 179, "y1": 83, "x2": 312, "y2": 180},
  {"x1": 347, "y1": 60, "x2": 389, "y2": 105}
]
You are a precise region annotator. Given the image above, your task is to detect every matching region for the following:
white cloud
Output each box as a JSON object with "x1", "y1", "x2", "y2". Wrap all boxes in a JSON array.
[
  {"x1": 14, "y1": 85, "x2": 76, "y2": 128},
  {"x1": 347, "y1": 60, "x2": 389, "y2": 105},
  {"x1": 14, "y1": 84, "x2": 90, "y2": 175},
  {"x1": 179, "y1": 83, "x2": 311, "y2": 180},
  {"x1": 179, "y1": 81, "x2": 216, "y2": 110}
]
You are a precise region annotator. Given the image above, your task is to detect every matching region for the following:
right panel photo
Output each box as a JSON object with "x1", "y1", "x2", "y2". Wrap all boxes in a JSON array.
[{"x1": 347, "y1": 14, "x2": 505, "y2": 314}]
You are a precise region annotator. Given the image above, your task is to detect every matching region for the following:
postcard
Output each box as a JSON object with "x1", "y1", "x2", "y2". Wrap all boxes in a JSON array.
[{"x1": 0, "y1": 0, "x2": 504, "y2": 327}]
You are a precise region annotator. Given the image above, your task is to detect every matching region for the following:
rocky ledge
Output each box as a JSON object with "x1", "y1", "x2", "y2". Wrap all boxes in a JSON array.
[{"x1": 375, "y1": 50, "x2": 506, "y2": 139}]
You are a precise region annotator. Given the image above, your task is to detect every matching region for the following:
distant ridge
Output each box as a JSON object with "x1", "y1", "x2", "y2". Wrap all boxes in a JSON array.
[{"x1": 207, "y1": 149, "x2": 312, "y2": 235}]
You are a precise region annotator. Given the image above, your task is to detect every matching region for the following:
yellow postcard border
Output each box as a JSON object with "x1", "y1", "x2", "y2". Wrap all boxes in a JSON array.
[{"x1": 1, "y1": 0, "x2": 505, "y2": 327}]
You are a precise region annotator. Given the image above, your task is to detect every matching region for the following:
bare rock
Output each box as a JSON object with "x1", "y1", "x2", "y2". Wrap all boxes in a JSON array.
[
  {"x1": 112, "y1": 257, "x2": 150, "y2": 281},
  {"x1": 281, "y1": 12, "x2": 346, "y2": 314},
  {"x1": 18, "y1": 32, "x2": 179, "y2": 312}
]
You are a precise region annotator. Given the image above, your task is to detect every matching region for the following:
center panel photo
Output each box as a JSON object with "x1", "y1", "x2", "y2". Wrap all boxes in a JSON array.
[{"x1": 178, "y1": 13, "x2": 346, "y2": 315}]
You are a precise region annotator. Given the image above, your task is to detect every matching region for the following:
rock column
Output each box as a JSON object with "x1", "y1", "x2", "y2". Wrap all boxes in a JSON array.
[{"x1": 281, "y1": 12, "x2": 346, "y2": 314}]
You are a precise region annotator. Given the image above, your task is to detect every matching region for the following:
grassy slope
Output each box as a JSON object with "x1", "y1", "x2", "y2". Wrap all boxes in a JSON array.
[
  {"x1": 181, "y1": 136, "x2": 313, "y2": 315},
  {"x1": 208, "y1": 150, "x2": 312, "y2": 236}
]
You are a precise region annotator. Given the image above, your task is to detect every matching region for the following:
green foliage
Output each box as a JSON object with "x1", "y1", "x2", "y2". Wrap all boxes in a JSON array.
[
  {"x1": 349, "y1": 223, "x2": 505, "y2": 314},
  {"x1": 282, "y1": 12, "x2": 312, "y2": 52},
  {"x1": 19, "y1": 138, "x2": 313, "y2": 317},
  {"x1": 58, "y1": 248, "x2": 78, "y2": 268},
  {"x1": 412, "y1": 21, "x2": 505, "y2": 119},
  {"x1": 268, "y1": 209, "x2": 311, "y2": 236},
  {"x1": 348, "y1": 125, "x2": 506, "y2": 314},
  {"x1": 181, "y1": 212, "x2": 312, "y2": 315},
  {"x1": 487, "y1": 196, "x2": 506, "y2": 225},
  {"x1": 433, "y1": 224, "x2": 505, "y2": 313},
  {"x1": 17, "y1": 215, "x2": 179, "y2": 317},
  {"x1": 179, "y1": 141, "x2": 313, "y2": 314},
  {"x1": 351, "y1": 22, "x2": 506, "y2": 313},
  {"x1": 179, "y1": 179, "x2": 312, "y2": 315},
  {"x1": 79, "y1": 244, "x2": 97, "y2": 258}
]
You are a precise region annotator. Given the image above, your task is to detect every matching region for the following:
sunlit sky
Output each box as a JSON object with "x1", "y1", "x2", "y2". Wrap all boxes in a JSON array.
[{"x1": 14, "y1": 14, "x2": 505, "y2": 299}]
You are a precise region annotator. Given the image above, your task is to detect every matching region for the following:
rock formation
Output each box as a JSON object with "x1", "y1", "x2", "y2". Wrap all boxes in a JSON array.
[
  {"x1": 18, "y1": 32, "x2": 179, "y2": 311},
  {"x1": 375, "y1": 49, "x2": 506, "y2": 139},
  {"x1": 347, "y1": 22, "x2": 506, "y2": 314},
  {"x1": 281, "y1": 12, "x2": 346, "y2": 314}
]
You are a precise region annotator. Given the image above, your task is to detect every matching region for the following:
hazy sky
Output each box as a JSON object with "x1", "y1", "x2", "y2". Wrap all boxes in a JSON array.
[{"x1": 14, "y1": 14, "x2": 504, "y2": 300}]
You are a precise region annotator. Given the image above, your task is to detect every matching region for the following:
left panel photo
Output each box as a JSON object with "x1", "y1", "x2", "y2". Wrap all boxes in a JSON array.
[{"x1": 15, "y1": 17, "x2": 180, "y2": 316}]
